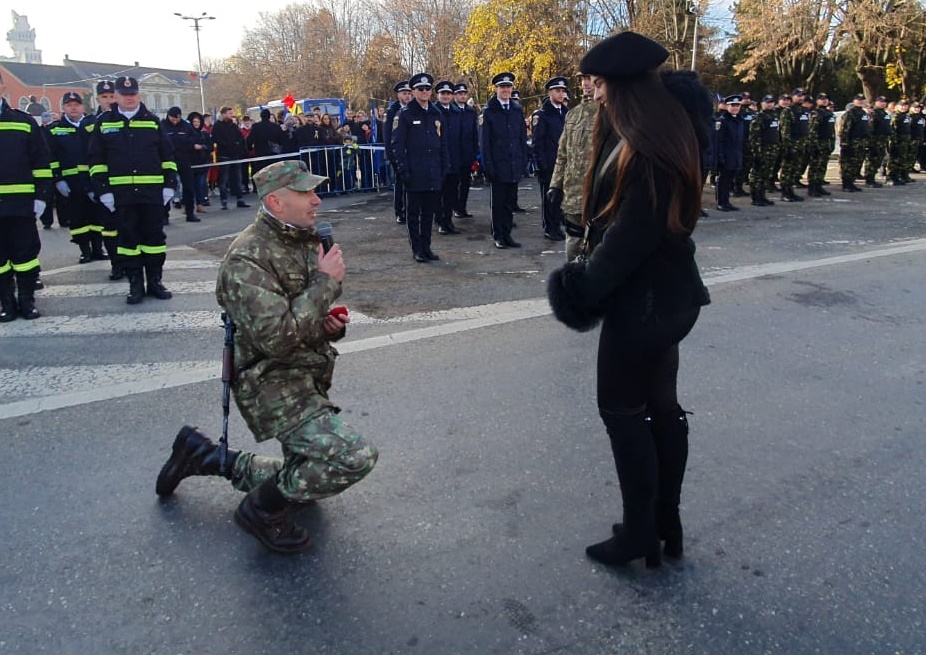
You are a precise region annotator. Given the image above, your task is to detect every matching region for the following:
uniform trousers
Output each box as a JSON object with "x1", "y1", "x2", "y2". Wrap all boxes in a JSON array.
[
  {"x1": 0, "y1": 215, "x2": 41, "y2": 276},
  {"x1": 405, "y1": 190, "x2": 437, "y2": 256},
  {"x1": 392, "y1": 164, "x2": 406, "y2": 219},
  {"x1": 489, "y1": 181, "x2": 517, "y2": 241},
  {"x1": 57, "y1": 191, "x2": 99, "y2": 245},
  {"x1": 455, "y1": 166, "x2": 472, "y2": 214},
  {"x1": 115, "y1": 203, "x2": 167, "y2": 272},
  {"x1": 537, "y1": 169, "x2": 563, "y2": 234},
  {"x1": 439, "y1": 172, "x2": 459, "y2": 228},
  {"x1": 715, "y1": 168, "x2": 737, "y2": 206},
  {"x1": 230, "y1": 409, "x2": 378, "y2": 503}
]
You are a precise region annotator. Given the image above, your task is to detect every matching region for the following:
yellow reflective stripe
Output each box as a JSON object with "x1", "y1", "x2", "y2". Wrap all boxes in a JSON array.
[
  {"x1": 62, "y1": 167, "x2": 80, "y2": 176},
  {"x1": 88, "y1": 224, "x2": 104, "y2": 233},
  {"x1": 101, "y1": 229, "x2": 118, "y2": 237},
  {"x1": 139, "y1": 244, "x2": 167, "y2": 255},
  {"x1": 50, "y1": 161, "x2": 61, "y2": 170},
  {"x1": 0, "y1": 260, "x2": 11, "y2": 274},
  {"x1": 11, "y1": 258, "x2": 41, "y2": 273},
  {"x1": 50, "y1": 127, "x2": 77, "y2": 135},
  {"x1": 0, "y1": 122, "x2": 31, "y2": 132},
  {"x1": 162, "y1": 161, "x2": 178, "y2": 171},
  {"x1": 70, "y1": 226, "x2": 92, "y2": 236},
  {"x1": 90, "y1": 164, "x2": 109, "y2": 176},
  {"x1": 109, "y1": 175, "x2": 164, "y2": 185},
  {"x1": 130, "y1": 121, "x2": 159, "y2": 129},
  {"x1": 100, "y1": 122, "x2": 124, "y2": 130},
  {"x1": 0, "y1": 184, "x2": 35, "y2": 194},
  {"x1": 33, "y1": 169, "x2": 53, "y2": 179},
  {"x1": 117, "y1": 246, "x2": 141, "y2": 256}
]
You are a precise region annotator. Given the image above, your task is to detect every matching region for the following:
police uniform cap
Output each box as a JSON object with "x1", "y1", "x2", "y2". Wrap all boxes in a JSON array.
[
  {"x1": 913, "y1": 102, "x2": 923, "y2": 109},
  {"x1": 741, "y1": 91, "x2": 752, "y2": 99},
  {"x1": 115, "y1": 76, "x2": 139, "y2": 94},
  {"x1": 96, "y1": 80, "x2": 114, "y2": 95},
  {"x1": 393, "y1": 80, "x2": 411, "y2": 93},
  {"x1": 875, "y1": 95, "x2": 887, "y2": 102},
  {"x1": 167, "y1": 106, "x2": 182, "y2": 118},
  {"x1": 579, "y1": 31, "x2": 669, "y2": 79},
  {"x1": 253, "y1": 160, "x2": 327, "y2": 199},
  {"x1": 761, "y1": 94, "x2": 775, "y2": 103},
  {"x1": 898, "y1": 98, "x2": 910, "y2": 105},
  {"x1": 410, "y1": 73, "x2": 434, "y2": 89},
  {"x1": 453, "y1": 82, "x2": 468, "y2": 93},
  {"x1": 724, "y1": 95, "x2": 743, "y2": 105},
  {"x1": 801, "y1": 96, "x2": 814, "y2": 104},
  {"x1": 511, "y1": 90, "x2": 521, "y2": 100},
  {"x1": 816, "y1": 92, "x2": 829, "y2": 100},
  {"x1": 779, "y1": 93, "x2": 791, "y2": 100},
  {"x1": 492, "y1": 72, "x2": 515, "y2": 87},
  {"x1": 853, "y1": 94, "x2": 866, "y2": 100},
  {"x1": 435, "y1": 80, "x2": 454, "y2": 94},
  {"x1": 792, "y1": 88, "x2": 806, "y2": 96},
  {"x1": 62, "y1": 91, "x2": 83, "y2": 105},
  {"x1": 545, "y1": 76, "x2": 568, "y2": 91}
]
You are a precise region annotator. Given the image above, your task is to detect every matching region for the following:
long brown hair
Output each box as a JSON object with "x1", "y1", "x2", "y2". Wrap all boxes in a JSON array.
[{"x1": 582, "y1": 71, "x2": 703, "y2": 235}]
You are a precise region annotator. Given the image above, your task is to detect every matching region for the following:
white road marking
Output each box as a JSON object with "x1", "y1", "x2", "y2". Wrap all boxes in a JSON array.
[{"x1": 2, "y1": 239, "x2": 925, "y2": 418}]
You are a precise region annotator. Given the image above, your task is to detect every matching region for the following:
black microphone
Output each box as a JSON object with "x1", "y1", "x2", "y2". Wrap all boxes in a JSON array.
[{"x1": 316, "y1": 221, "x2": 334, "y2": 253}]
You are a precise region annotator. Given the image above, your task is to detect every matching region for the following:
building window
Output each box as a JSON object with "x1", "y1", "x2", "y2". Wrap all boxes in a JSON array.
[{"x1": 18, "y1": 96, "x2": 29, "y2": 111}]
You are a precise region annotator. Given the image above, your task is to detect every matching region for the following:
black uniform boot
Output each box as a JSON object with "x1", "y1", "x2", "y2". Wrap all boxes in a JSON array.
[
  {"x1": 586, "y1": 410, "x2": 661, "y2": 568},
  {"x1": 750, "y1": 190, "x2": 762, "y2": 206},
  {"x1": 760, "y1": 190, "x2": 775, "y2": 206},
  {"x1": 788, "y1": 187, "x2": 804, "y2": 201},
  {"x1": 90, "y1": 233, "x2": 107, "y2": 260},
  {"x1": 126, "y1": 270, "x2": 146, "y2": 305},
  {"x1": 156, "y1": 425, "x2": 239, "y2": 496},
  {"x1": 15, "y1": 270, "x2": 40, "y2": 320},
  {"x1": 145, "y1": 266, "x2": 173, "y2": 300},
  {"x1": 817, "y1": 184, "x2": 831, "y2": 196},
  {"x1": 0, "y1": 274, "x2": 17, "y2": 323},
  {"x1": 77, "y1": 241, "x2": 94, "y2": 264},
  {"x1": 807, "y1": 185, "x2": 822, "y2": 197},
  {"x1": 234, "y1": 477, "x2": 313, "y2": 553}
]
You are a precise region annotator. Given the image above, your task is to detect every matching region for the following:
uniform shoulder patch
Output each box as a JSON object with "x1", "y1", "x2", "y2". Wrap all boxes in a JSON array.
[
  {"x1": 392, "y1": 116, "x2": 400, "y2": 130},
  {"x1": 531, "y1": 114, "x2": 540, "y2": 128}
]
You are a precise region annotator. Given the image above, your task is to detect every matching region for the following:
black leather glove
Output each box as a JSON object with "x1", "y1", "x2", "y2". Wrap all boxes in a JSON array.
[
  {"x1": 564, "y1": 220, "x2": 585, "y2": 238},
  {"x1": 546, "y1": 187, "x2": 564, "y2": 210}
]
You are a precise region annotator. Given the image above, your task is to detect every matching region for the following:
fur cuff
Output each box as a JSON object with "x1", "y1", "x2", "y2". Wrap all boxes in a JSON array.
[{"x1": 547, "y1": 263, "x2": 603, "y2": 332}]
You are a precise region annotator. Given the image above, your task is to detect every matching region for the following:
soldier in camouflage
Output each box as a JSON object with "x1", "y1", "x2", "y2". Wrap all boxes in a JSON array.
[
  {"x1": 864, "y1": 95, "x2": 891, "y2": 188},
  {"x1": 777, "y1": 92, "x2": 806, "y2": 202},
  {"x1": 806, "y1": 93, "x2": 835, "y2": 197},
  {"x1": 910, "y1": 102, "x2": 925, "y2": 176},
  {"x1": 733, "y1": 92, "x2": 756, "y2": 197},
  {"x1": 749, "y1": 95, "x2": 780, "y2": 206},
  {"x1": 156, "y1": 160, "x2": 378, "y2": 554},
  {"x1": 548, "y1": 73, "x2": 596, "y2": 261},
  {"x1": 839, "y1": 94, "x2": 870, "y2": 192},
  {"x1": 888, "y1": 99, "x2": 913, "y2": 185}
]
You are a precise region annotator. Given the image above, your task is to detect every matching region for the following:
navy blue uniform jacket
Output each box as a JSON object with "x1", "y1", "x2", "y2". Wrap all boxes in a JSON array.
[
  {"x1": 480, "y1": 96, "x2": 528, "y2": 184},
  {"x1": 531, "y1": 98, "x2": 568, "y2": 173},
  {"x1": 391, "y1": 101, "x2": 449, "y2": 192}
]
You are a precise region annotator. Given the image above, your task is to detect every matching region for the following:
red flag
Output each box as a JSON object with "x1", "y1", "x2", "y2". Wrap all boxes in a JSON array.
[
  {"x1": 283, "y1": 93, "x2": 296, "y2": 110},
  {"x1": 189, "y1": 71, "x2": 197, "y2": 79}
]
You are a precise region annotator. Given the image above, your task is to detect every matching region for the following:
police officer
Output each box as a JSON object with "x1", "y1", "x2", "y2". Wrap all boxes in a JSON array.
[
  {"x1": 161, "y1": 107, "x2": 201, "y2": 222},
  {"x1": 47, "y1": 91, "x2": 107, "y2": 264},
  {"x1": 89, "y1": 80, "x2": 124, "y2": 280},
  {"x1": 452, "y1": 82, "x2": 479, "y2": 218},
  {"x1": 749, "y1": 95, "x2": 780, "y2": 206},
  {"x1": 434, "y1": 80, "x2": 462, "y2": 235},
  {"x1": 532, "y1": 76, "x2": 569, "y2": 240},
  {"x1": 481, "y1": 72, "x2": 528, "y2": 249},
  {"x1": 839, "y1": 94, "x2": 869, "y2": 192},
  {"x1": 549, "y1": 72, "x2": 595, "y2": 261},
  {"x1": 714, "y1": 95, "x2": 746, "y2": 211},
  {"x1": 0, "y1": 70, "x2": 52, "y2": 321},
  {"x1": 383, "y1": 80, "x2": 412, "y2": 224},
  {"x1": 391, "y1": 73, "x2": 449, "y2": 262},
  {"x1": 88, "y1": 76, "x2": 178, "y2": 304},
  {"x1": 865, "y1": 95, "x2": 891, "y2": 188},
  {"x1": 806, "y1": 93, "x2": 835, "y2": 197}
]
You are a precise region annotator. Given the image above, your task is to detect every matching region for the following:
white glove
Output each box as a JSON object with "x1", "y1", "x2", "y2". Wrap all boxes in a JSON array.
[
  {"x1": 55, "y1": 180, "x2": 71, "y2": 197},
  {"x1": 87, "y1": 191, "x2": 95, "y2": 201},
  {"x1": 99, "y1": 193, "x2": 115, "y2": 213},
  {"x1": 34, "y1": 200, "x2": 46, "y2": 217},
  {"x1": 162, "y1": 188, "x2": 175, "y2": 205}
]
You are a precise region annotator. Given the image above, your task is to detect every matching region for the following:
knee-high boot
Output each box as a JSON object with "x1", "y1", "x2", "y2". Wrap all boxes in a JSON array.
[
  {"x1": 650, "y1": 407, "x2": 689, "y2": 558},
  {"x1": 587, "y1": 409, "x2": 661, "y2": 568}
]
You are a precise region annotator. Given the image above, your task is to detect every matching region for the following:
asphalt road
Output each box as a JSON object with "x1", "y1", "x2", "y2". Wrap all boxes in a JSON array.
[{"x1": 1, "y1": 175, "x2": 924, "y2": 654}]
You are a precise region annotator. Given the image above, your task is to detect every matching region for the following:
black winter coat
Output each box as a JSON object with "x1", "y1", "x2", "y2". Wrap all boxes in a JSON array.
[
  {"x1": 531, "y1": 98, "x2": 567, "y2": 173},
  {"x1": 391, "y1": 101, "x2": 449, "y2": 192},
  {"x1": 456, "y1": 102, "x2": 479, "y2": 171},
  {"x1": 212, "y1": 118, "x2": 246, "y2": 159},
  {"x1": 480, "y1": 96, "x2": 528, "y2": 184},
  {"x1": 714, "y1": 111, "x2": 745, "y2": 171}
]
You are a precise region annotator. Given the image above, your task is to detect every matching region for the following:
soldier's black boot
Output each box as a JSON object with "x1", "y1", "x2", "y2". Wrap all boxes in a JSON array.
[
  {"x1": 156, "y1": 425, "x2": 239, "y2": 496},
  {"x1": 126, "y1": 270, "x2": 145, "y2": 305},
  {"x1": 90, "y1": 233, "x2": 107, "y2": 260},
  {"x1": 807, "y1": 184, "x2": 822, "y2": 197},
  {"x1": 15, "y1": 270, "x2": 40, "y2": 320},
  {"x1": 750, "y1": 190, "x2": 762, "y2": 206},
  {"x1": 234, "y1": 477, "x2": 313, "y2": 554},
  {"x1": 77, "y1": 240, "x2": 94, "y2": 264},
  {"x1": 586, "y1": 410, "x2": 661, "y2": 568},
  {"x1": 760, "y1": 190, "x2": 774, "y2": 206},
  {"x1": 780, "y1": 186, "x2": 793, "y2": 202},
  {"x1": 788, "y1": 187, "x2": 804, "y2": 201},
  {"x1": 0, "y1": 274, "x2": 17, "y2": 323},
  {"x1": 145, "y1": 265, "x2": 173, "y2": 300},
  {"x1": 817, "y1": 184, "x2": 831, "y2": 196}
]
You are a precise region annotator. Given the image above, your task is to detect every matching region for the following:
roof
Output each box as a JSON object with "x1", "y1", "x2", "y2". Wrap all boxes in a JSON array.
[
  {"x1": 0, "y1": 61, "x2": 84, "y2": 87},
  {"x1": 65, "y1": 59, "x2": 199, "y2": 88}
]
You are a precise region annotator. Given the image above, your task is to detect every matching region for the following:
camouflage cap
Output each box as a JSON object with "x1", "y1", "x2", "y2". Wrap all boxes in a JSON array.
[{"x1": 253, "y1": 160, "x2": 327, "y2": 199}]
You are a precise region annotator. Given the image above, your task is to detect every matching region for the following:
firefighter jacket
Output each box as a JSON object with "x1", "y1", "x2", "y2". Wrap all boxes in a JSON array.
[
  {"x1": 87, "y1": 103, "x2": 177, "y2": 207},
  {"x1": 0, "y1": 99, "x2": 53, "y2": 218},
  {"x1": 47, "y1": 115, "x2": 95, "y2": 195}
]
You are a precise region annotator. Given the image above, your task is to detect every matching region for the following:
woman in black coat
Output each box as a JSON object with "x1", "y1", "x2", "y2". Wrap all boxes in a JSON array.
[{"x1": 547, "y1": 32, "x2": 712, "y2": 569}]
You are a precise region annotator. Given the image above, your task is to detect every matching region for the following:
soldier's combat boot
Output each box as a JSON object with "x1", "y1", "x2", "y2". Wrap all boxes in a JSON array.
[
  {"x1": 15, "y1": 270, "x2": 40, "y2": 320},
  {"x1": 750, "y1": 190, "x2": 763, "y2": 206},
  {"x1": 77, "y1": 241, "x2": 94, "y2": 264},
  {"x1": 145, "y1": 265, "x2": 172, "y2": 300},
  {"x1": 0, "y1": 274, "x2": 17, "y2": 323},
  {"x1": 126, "y1": 269, "x2": 145, "y2": 305},
  {"x1": 817, "y1": 184, "x2": 831, "y2": 196},
  {"x1": 760, "y1": 190, "x2": 774, "y2": 206},
  {"x1": 788, "y1": 187, "x2": 804, "y2": 201},
  {"x1": 234, "y1": 477, "x2": 313, "y2": 553},
  {"x1": 156, "y1": 425, "x2": 239, "y2": 496},
  {"x1": 807, "y1": 185, "x2": 822, "y2": 197}
]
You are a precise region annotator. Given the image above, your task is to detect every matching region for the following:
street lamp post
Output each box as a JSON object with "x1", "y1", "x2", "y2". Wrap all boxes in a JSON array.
[
  {"x1": 689, "y1": 3, "x2": 700, "y2": 72},
  {"x1": 174, "y1": 12, "x2": 215, "y2": 114}
]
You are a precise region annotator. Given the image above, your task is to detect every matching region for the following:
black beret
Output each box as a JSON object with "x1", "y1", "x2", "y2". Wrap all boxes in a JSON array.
[
  {"x1": 393, "y1": 80, "x2": 411, "y2": 93},
  {"x1": 62, "y1": 91, "x2": 83, "y2": 105},
  {"x1": 579, "y1": 31, "x2": 669, "y2": 79},
  {"x1": 492, "y1": 72, "x2": 515, "y2": 86}
]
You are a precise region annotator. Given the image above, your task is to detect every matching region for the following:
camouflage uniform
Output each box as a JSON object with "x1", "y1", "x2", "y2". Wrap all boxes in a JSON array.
[
  {"x1": 735, "y1": 105, "x2": 756, "y2": 194},
  {"x1": 865, "y1": 106, "x2": 892, "y2": 185},
  {"x1": 888, "y1": 107, "x2": 912, "y2": 184},
  {"x1": 749, "y1": 108, "x2": 780, "y2": 205},
  {"x1": 839, "y1": 105, "x2": 870, "y2": 191},
  {"x1": 215, "y1": 208, "x2": 378, "y2": 502},
  {"x1": 778, "y1": 103, "x2": 808, "y2": 200},
  {"x1": 806, "y1": 104, "x2": 835, "y2": 195},
  {"x1": 550, "y1": 99, "x2": 596, "y2": 261}
]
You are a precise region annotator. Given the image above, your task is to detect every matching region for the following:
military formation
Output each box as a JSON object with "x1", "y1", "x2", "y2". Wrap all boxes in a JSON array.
[{"x1": 711, "y1": 89, "x2": 926, "y2": 211}]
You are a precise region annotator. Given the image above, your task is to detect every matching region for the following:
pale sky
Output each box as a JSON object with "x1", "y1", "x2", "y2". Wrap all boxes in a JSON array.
[{"x1": 5, "y1": 5, "x2": 296, "y2": 72}]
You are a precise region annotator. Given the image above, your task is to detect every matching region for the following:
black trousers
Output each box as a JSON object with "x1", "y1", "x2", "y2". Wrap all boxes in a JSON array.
[
  {"x1": 57, "y1": 189, "x2": 98, "y2": 244},
  {"x1": 489, "y1": 181, "x2": 516, "y2": 241},
  {"x1": 537, "y1": 170, "x2": 562, "y2": 234},
  {"x1": 455, "y1": 166, "x2": 472, "y2": 214},
  {"x1": 218, "y1": 159, "x2": 242, "y2": 204},
  {"x1": 405, "y1": 190, "x2": 437, "y2": 255},
  {"x1": 115, "y1": 204, "x2": 167, "y2": 272},
  {"x1": 392, "y1": 164, "x2": 406, "y2": 219},
  {"x1": 0, "y1": 214, "x2": 41, "y2": 273},
  {"x1": 439, "y1": 173, "x2": 459, "y2": 227},
  {"x1": 715, "y1": 168, "x2": 737, "y2": 206},
  {"x1": 177, "y1": 160, "x2": 195, "y2": 215}
]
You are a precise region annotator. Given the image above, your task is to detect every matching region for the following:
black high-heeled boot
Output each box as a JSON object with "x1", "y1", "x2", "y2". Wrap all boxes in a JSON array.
[{"x1": 589, "y1": 409, "x2": 661, "y2": 568}]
